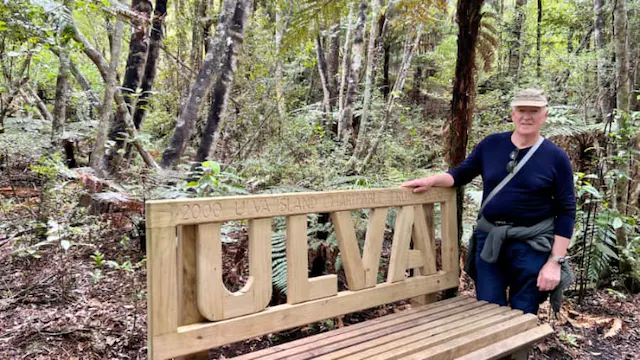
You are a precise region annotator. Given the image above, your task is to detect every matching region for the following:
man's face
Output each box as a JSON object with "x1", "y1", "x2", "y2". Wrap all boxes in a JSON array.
[{"x1": 511, "y1": 106, "x2": 548, "y2": 136}]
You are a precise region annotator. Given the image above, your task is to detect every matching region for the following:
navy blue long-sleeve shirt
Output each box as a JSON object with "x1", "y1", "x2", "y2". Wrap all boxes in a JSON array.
[{"x1": 448, "y1": 131, "x2": 576, "y2": 238}]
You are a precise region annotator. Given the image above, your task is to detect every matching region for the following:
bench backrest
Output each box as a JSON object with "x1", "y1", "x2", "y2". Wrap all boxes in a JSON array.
[{"x1": 146, "y1": 187, "x2": 459, "y2": 359}]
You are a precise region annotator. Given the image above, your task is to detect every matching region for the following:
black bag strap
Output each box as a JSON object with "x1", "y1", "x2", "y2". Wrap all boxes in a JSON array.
[{"x1": 479, "y1": 136, "x2": 545, "y2": 214}]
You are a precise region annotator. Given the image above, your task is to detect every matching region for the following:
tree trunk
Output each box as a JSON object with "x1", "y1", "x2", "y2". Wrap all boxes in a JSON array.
[
  {"x1": 23, "y1": 86, "x2": 53, "y2": 122},
  {"x1": 123, "y1": 0, "x2": 168, "y2": 162},
  {"x1": 91, "y1": 19, "x2": 124, "y2": 175},
  {"x1": 536, "y1": 0, "x2": 542, "y2": 78},
  {"x1": 0, "y1": 54, "x2": 31, "y2": 133},
  {"x1": 107, "y1": 0, "x2": 153, "y2": 170},
  {"x1": 203, "y1": 0, "x2": 216, "y2": 53},
  {"x1": 194, "y1": 0, "x2": 250, "y2": 164},
  {"x1": 70, "y1": 16, "x2": 160, "y2": 169},
  {"x1": 341, "y1": 0, "x2": 367, "y2": 145},
  {"x1": 594, "y1": 0, "x2": 613, "y2": 123},
  {"x1": 360, "y1": 25, "x2": 422, "y2": 171},
  {"x1": 190, "y1": 0, "x2": 205, "y2": 70},
  {"x1": 275, "y1": 0, "x2": 287, "y2": 119},
  {"x1": 160, "y1": 0, "x2": 238, "y2": 168},
  {"x1": 375, "y1": 0, "x2": 393, "y2": 99},
  {"x1": 508, "y1": 0, "x2": 526, "y2": 81},
  {"x1": 51, "y1": 47, "x2": 101, "y2": 112},
  {"x1": 353, "y1": 0, "x2": 381, "y2": 158},
  {"x1": 614, "y1": 0, "x2": 630, "y2": 114},
  {"x1": 52, "y1": 44, "x2": 70, "y2": 145},
  {"x1": 316, "y1": 34, "x2": 332, "y2": 126},
  {"x1": 175, "y1": 0, "x2": 188, "y2": 92},
  {"x1": 337, "y1": 1, "x2": 355, "y2": 136},
  {"x1": 382, "y1": 42, "x2": 390, "y2": 98},
  {"x1": 327, "y1": 19, "x2": 341, "y2": 111},
  {"x1": 613, "y1": 0, "x2": 630, "y2": 251},
  {"x1": 446, "y1": 0, "x2": 485, "y2": 298}
]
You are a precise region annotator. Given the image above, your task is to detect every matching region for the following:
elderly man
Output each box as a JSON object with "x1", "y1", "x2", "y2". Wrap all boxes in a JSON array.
[{"x1": 402, "y1": 88, "x2": 576, "y2": 314}]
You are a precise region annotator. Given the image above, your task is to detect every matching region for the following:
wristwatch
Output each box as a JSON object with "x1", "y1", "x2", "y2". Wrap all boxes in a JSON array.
[{"x1": 549, "y1": 254, "x2": 567, "y2": 264}]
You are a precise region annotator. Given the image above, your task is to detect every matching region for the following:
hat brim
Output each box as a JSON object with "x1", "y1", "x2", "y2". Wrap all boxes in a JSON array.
[{"x1": 511, "y1": 101, "x2": 547, "y2": 107}]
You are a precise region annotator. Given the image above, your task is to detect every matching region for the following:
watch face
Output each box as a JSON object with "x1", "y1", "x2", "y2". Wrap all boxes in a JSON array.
[{"x1": 557, "y1": 257, "x2": 566, "y2": 264}]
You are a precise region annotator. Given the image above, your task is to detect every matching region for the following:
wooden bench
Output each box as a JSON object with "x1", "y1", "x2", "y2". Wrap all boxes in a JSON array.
[{"x1": 146, "y1": 187, "x2": 553, "y2": 359}]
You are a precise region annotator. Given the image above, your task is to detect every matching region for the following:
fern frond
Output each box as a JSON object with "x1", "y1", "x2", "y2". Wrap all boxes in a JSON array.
[
  {"x1": 480, "y1": 20, "x2": 498, "y2": 36},
  {"x1": 476, "y1": 37, "x2": 495, "y2": 72},
  {"x1": 480, "y1": 28, "x2": 499, "y2": 48},
  {"x1": 543, "y1": 123, "x2": 605, "y2": 139}
]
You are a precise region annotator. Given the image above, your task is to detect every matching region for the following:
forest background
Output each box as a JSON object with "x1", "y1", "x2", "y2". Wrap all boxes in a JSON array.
[{"x1": 1, "y1": 0, "x2": 639, "y2": 358}]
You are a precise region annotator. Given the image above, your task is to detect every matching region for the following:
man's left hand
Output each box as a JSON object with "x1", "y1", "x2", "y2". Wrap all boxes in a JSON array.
[{"x1": 537, "y1": 260, "x2": 561, "y2": 291}]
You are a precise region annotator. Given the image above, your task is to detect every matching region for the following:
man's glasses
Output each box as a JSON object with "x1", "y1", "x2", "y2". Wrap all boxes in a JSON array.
[{"x1": 507, "y1": 148, "x2": 520, "y2": 173}]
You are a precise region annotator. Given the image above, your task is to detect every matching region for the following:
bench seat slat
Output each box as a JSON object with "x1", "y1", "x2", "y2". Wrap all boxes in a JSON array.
[
  {"x1": 396, "y1": 314, "x2": 539, "y2": 360},
  {"x1": 229, "y1": 299, "x2": 541, "y2": 360},
  {"x1": 341, "y1": 308, "x2": 524, "y2": 360},
  {"x1": 258, "y1": 301, "x2": 493, "y2": 360},
  {"x1": 454, "y1": 324, "x2": 554, "y2": 360},
  {"x1": 233, "y1": 296, "x2": 472, "y2": 360}
]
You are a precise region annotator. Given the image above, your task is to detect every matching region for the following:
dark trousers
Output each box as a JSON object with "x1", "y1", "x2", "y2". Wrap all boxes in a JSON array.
[{"x1": 474, "y1": 230, "x2": 549, "y2": 314}]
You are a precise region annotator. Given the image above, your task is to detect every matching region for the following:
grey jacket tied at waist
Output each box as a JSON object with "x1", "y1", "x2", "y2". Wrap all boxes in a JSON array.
[{"x1": 464, "y1": 216, "x2": 573, "y2": 313}]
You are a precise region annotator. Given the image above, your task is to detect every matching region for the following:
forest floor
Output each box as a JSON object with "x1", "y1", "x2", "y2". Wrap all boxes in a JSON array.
[{"x1": 1, "y1": 165, "x2": 639, "y2": 360}]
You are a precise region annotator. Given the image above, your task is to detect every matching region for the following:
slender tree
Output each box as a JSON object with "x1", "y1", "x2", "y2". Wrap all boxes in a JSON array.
[
  {"x1": 337, "y1": 1, "x2": 355, "y2": 132},
  {"x1": 613, "y1": 0, "x2": 631, "y2": 251},
  {"x1": 353, "y1": 0, "x2": 381, "y2": 158},
  {"x1": 106, "y1": 0, "x2": 153, "y2": 170},
  {"x1": 51, "y1": 42, "x2": 70, "y2": 145},
  {"x1": 316, "y1": 34, "x2": 333, "y2": 125},
  {"x1": 340, "y1": 0, "x2": 367, "y2": 145},
  {"x1": 327, "y1": 19, "x2": 341, "y2": 110},
  {"x1": 124, "y1": 0, "x2": 168, "y2": 161},
  {"x1": 508, "y1": 0, "x2": 526, "y2": 81},
  {"x1": 361, "y1": 25, "x2": 423, "y2": 170},
  {"x1": 536, "y1": 0, "x2": 542, "y2": 77},
  {"x1": 275, "y1": 0, "x2": 287, "y2": 119},
  {"x1": 594, "y1": 0, "x2": 613, "y2": 123},
  {"x1": 194, "y1": 0, "x2": 251, "y2": 164},
  {"x1": 91, "y1": 19, "x2": 124, "y2": 175},
  {"x1": 161, "y1": 0, "x2": 238, "y2": 168}
]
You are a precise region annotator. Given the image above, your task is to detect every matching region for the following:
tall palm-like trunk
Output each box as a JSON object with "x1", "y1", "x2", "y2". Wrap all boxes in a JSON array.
[
  {"x1": 194, "y1": 0, "x2": 250, "y2": 164},
  {"x1": 447, "y1": 0, "x2": 485, "y2": 298},
  {"x1": 161, "y1": 0, "x2": 238, "y2": 168}
]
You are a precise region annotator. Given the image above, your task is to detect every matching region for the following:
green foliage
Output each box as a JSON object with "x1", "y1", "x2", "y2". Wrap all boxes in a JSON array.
[
  {"x1": 90, "y1": 250, "x2": 105, "y2": 268},
  {"x1": 183, "y1": 161, "x2": 248, "y2": 197},
  {"x1": 559, "y1": 329, "x2": 579, "y2": 347}
]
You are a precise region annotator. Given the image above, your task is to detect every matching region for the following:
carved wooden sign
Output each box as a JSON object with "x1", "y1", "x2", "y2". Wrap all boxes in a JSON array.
[
  {"x1": 146, "y1": 188, "x2": 458, "y2": 360},
  {"x1": 146, "y1": 187, "x2": 451, "y2": 226}
]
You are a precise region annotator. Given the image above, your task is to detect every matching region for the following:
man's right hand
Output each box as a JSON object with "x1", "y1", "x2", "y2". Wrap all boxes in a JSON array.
[
  {"x1": 401, "y1": 177, "x2": 436, "y2": 193},
  {"x1": 401, "y1": 174, "x2": 455, "y2": 193}
]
